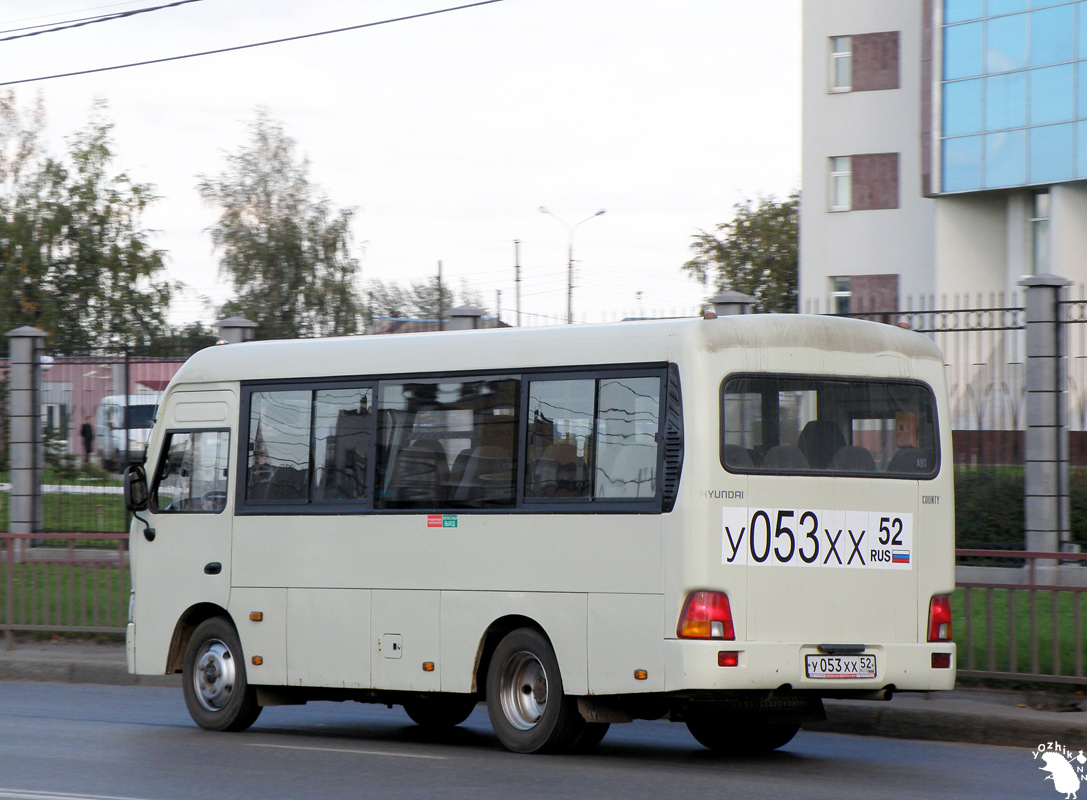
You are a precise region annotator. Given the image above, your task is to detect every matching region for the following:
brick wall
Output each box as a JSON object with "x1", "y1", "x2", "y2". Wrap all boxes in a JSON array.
[
  {"x1": 852, "y1": 152, "x2": 899, "y2": 210},
  {"x1": 853, "y1": 31, "x2": 900, "y2": 92}
]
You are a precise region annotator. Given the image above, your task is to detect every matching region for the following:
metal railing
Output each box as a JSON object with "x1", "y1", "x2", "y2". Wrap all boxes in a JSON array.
[
  {"x1": 1, "y1": 533, "x2": 129, "y2": 646},
  {"x1": 1, "y1": 535, "x2": 1084, "y2": 688},
  {"x1": 956, "y1": 548, "x2": 1087, "y2": 685}
]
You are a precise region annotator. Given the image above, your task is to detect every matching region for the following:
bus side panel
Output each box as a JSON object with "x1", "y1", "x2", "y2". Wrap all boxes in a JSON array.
[
  {"x1": 372, "y1": 590, "x2": 440, "y2": 692},
  {"x1": 439, "y1": 591, "x2": 588, "y2": 695},
  {"x1": 286, "y1": 588, "x2": 371, "y2": 689},
  {"x1": 587, "y1": 593, "x2": 665, "y2": 693},
  {"x1": 229, "y1": 587, "x2": 287, "y2": 686}
]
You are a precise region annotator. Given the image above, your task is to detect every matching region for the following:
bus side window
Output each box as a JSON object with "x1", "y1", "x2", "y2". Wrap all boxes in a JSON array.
[
  {"x1": 594, "y1": 377, "x2": 660, "y2": 498},
  {"x1": 152, "y1": 430, "x2": 230, "y2": 513},
  {"x1": 525, "y1": 380, "x2": 594, "y2": 499}
]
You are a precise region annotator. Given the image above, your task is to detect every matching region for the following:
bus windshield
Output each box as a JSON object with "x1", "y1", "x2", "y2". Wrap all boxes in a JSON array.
[
  {"x1": 124, "y1": 404, "x2": 158, "y2": 429},
  {"x1": 721, "y1": 374, "x2": 939, "y2": 477}
]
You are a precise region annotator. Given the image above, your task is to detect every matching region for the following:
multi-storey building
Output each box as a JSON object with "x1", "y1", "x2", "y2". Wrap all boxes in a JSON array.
[{"x1": 801, "y1": 0, "x2": 1087, "y2": 313}]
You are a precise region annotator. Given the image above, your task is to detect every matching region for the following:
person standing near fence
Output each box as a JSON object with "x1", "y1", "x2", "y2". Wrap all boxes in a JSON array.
[{"x1": 80, "y1": 416, "x2": 94, "y2": 464}]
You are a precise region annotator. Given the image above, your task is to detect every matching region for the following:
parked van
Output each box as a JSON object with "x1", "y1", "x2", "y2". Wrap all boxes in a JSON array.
[{"x1": 95, "y1": 394, "x2": 161, "y2": 471}]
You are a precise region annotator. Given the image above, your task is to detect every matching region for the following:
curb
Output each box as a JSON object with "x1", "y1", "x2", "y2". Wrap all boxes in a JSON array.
[{"x1": 815, "y1": 697, "x2": 1087, "y2": 749}]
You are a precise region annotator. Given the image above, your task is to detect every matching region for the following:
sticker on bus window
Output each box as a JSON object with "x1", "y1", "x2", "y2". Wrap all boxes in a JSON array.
[
  {"x1": 427, "y1": 514, "x2": 458, "y2": 528},
  {"x1": 721, "y1": 507, "x2": 913, "y2": 570}
]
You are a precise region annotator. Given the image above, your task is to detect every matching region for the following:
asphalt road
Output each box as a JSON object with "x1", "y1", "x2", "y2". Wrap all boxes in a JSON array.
[{"x1": 0, "y1": 683, "x2": 1051, "y2": 800}]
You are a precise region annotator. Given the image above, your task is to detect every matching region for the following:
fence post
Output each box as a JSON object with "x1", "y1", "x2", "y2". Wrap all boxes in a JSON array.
[
  {"x1": 1020, "y1": 274, "x2": 1071, "y2": 582},
  {"x1": 215, "y1": 316, "x2": 257, "y2": 345},
  {"x1": 6, "y1": 327, "x2": 47, "y2": 549}
]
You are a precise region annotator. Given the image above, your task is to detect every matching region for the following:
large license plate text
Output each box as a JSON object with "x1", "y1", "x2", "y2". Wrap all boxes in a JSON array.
[{"x1": 721, "y1": 508, "x2": 913, "y2": 570}]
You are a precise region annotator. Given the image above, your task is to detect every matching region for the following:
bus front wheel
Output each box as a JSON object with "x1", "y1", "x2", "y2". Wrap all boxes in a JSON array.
[
  {"x1": 485, "y1": 628, "x2": 586, "y2": 754},
  {"x1": 182, "y1": 617, "x2": 262, "y2": 732}
]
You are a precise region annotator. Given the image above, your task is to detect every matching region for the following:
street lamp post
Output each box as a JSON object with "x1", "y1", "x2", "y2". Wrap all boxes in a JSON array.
[{"x1": 539, "y1": 206, "x2": 606, "y2": 324}]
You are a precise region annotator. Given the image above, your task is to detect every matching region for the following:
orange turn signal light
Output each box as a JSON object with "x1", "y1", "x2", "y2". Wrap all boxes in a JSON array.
[
  {"x1": 422, "y1": 662, "x2": 435, "y2": 672},
  {"x1": 249, "y1": 612, "x2": 263, "y2": 622},
  {"x1": 251, "y1": 656, "x2": 263, "y2": 666}
]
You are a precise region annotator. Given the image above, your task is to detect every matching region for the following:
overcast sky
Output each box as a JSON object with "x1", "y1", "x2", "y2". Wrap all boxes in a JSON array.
[{"x1": 3, "y1": 0, "x2": 801, "y2": 327}]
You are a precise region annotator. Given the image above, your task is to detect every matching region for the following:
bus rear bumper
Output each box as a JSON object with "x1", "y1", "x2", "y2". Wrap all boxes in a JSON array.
[{"x1": 664, "y1": 640, "x2": 956, "y2": 693}]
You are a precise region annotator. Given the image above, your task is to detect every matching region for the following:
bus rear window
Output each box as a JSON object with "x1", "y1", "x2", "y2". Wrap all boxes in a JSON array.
[{"x1": 721, "y1": 375, "x2": 939, "y2": 478}]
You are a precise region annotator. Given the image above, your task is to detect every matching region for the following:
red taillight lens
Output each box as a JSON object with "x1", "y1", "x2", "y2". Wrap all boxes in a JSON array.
[
  {"x1": 677, "y1": 591, "x2": 735, "y2": 640},
  {"x1": 928, "y1": 595, "x2": 952, "y2": 642}
]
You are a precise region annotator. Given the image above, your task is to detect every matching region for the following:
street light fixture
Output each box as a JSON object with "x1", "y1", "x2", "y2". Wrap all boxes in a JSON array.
[{"x1": 539, "y1": 206, "x2": 607, "y2": 324}]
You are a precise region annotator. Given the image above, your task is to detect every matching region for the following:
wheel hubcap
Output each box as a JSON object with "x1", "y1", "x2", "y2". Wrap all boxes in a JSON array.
[
  {"x1": 499, "y1": 650, "x2": 547, "y2": 730},
  {"x1": 193, "y1": 639, "x2": 235, "y2": 712}
]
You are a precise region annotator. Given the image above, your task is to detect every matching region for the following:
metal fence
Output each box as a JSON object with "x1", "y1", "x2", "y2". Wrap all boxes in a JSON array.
[
  {"x1": 1, "y1": 533, "x2": 130, "y2": 644},
  {"x1": 956, "y1": 549, "x2": 1087, "y2": 685}
]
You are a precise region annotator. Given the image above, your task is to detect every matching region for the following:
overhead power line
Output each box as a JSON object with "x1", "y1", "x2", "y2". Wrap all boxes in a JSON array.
[
  {"x1": 0, "y1": 0, "x2": 509, "y2": 88},
  {"x1": 0, "y1": 0, "x2": 204, "y2": 42}
]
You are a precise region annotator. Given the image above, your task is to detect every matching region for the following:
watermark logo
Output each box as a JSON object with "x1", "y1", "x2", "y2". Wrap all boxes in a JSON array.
[{"x1": 1033, "y1": 741, "x2": 1087, "y2": 798}]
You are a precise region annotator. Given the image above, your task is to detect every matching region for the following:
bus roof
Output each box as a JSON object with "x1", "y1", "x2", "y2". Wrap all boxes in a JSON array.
[{"x1": 168, "y1": 315, "x2": 945, "y2": 388}]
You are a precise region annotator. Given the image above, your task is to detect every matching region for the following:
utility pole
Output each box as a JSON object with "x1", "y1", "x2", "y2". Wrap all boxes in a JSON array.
[
  {"x1": 514, "y1": 239, "x2": 522, "y2": 327},
  {"x1": 538, "y1": 207, "x2": 606, "y2": 325},
  {"x1": 437, "y1": 260, "x2": 444, "y2": 331}
]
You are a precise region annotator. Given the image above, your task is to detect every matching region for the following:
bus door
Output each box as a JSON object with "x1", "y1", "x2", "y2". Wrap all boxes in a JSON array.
[{"x1": 133, "y1": 390, "x2": 235, "y2": 674}]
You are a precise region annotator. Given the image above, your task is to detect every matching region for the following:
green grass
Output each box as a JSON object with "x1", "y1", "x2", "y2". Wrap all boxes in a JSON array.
[
  {"x1": 954, "y1": 586, "x2": 1087, "y2": 678},
  {"x1": 0, "y1": 560, "x2": 130, "y2": 632},
  {"x1": 0, "y1": 491, "x2": 128, "y2": 536}
]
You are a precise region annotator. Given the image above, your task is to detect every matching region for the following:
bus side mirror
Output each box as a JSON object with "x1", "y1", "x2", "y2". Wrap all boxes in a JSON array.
[{"x1": 123, "y1": 464, "x2": 149, "y2": 512}]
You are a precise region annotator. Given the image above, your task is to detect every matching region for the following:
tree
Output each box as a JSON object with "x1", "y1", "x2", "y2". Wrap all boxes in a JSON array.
[
  {"x1": 363, "y1": 277, "x2": 486, "y2": 325},
  {"x1": 683, "y1": 192, "x2": 799, "y2": 314},
  {"x1": 52, "y1": 101, "x2": 173, "y2": 352},
  {"x1": 0, "y1": 95, "x2": 173, "y2": 353},
  {"x1": 198, "y1": 109, "x2": 362, "y2": 339}
]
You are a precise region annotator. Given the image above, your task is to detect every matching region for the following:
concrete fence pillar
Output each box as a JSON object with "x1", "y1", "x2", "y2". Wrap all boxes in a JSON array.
[
  {"x1": 447, "y1": 305, "x2": 484, "y2": 331},
  {"x1": 709, "y1": 290, "x2": 757, "y2": 316},
  {"x1": 6, "y1": 327, "x2": 47, "y2": 543},
  {"x1": 215, "y1": 316, "x2": 257, "y2": 345},
  {"x1": 1019, "y1": 274, "x2": 1072, "y2": 576}
]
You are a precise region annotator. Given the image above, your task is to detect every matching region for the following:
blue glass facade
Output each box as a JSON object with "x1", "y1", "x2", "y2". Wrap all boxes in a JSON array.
[{"x1": 942, "y1": 0, "x2": 1087, "y2": 191}]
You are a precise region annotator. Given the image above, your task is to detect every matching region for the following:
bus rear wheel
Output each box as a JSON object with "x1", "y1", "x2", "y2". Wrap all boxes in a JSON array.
[
  {"x1": 685, "y1": 713, "x2": 799, "y2": 754},
  {"x1": 182, "y1": 617, "x2": 262, "y2": 732},
  {"x1": 486, "y1": 628, "x2": 586, "y2": 754},
  {"x1": 403, "y1": 694, "x2": 478, "y2": 728}
]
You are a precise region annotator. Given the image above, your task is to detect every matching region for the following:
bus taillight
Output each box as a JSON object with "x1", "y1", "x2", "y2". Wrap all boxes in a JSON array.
[
  {"x1": 677, "y1": 591, "x2": 735, "y2": 640},
  {"x1": 927, "y1": 595, "x2": 952, "y2": 642}
]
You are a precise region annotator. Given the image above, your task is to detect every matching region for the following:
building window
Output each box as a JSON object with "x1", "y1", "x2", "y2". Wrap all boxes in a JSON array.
[
  {"x1": 1031, "y1": 189, "x2": 1050, "y2": 275},
  {"x1": 830, "y1": 156, "x2": 852, "y2": 211},
  {"x1": 830, "y1": 277, "x2": 851, "y2": 315},
  {"x1": 830, "y1": 36, "x2": 852, "y2": 91}
]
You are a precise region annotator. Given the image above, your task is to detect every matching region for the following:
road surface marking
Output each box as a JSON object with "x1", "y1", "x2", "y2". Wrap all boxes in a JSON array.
[{"x1": 244, "y1": 742, "x2": 449, "y2": 760}]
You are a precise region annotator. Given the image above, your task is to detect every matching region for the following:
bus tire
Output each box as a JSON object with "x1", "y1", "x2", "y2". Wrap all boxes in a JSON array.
[
  {"x1": 182, "y1": 617, "x2": 262, "y2": 732},
  {"x1": 403, "y1": 694, "x2": 478, "y2": 728},
  {"x1": 485, "y1": 628, "x2": 585, "y2": 754},
  {"x1": 685, "y1": 714, "x2": 799, "y2": 754}
]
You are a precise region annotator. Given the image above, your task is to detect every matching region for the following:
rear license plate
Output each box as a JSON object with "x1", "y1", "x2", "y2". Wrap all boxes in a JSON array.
[{"x1": 805, "y1": 653, "x2": 876, "y2": 679}]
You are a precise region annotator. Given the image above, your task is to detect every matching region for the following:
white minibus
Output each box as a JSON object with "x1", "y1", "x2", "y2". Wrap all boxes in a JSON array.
[
  {"x1": 96, "y1": 393, "x2": 161, "y2": 471},
  {"x1": 123, "y1": 314, "x2": 955, "y2": 754}
]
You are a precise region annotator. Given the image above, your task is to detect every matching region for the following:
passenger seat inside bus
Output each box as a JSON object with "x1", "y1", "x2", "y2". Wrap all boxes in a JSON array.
[
  {"x1": 887, "y1": 447, "x2": 933, "y2": 474},
  {"x1": 386, "y1": 439, "x2": 449, "y2": 504},
  {"x1": 797, "y1": 420, "x2": 846, "y2": 469},
  {"x1": 761, "y1": 445, "x2": 809, "y2": 471},
  {"x1": 827, "y1": 445, "x2": 876, "y2": 472}
]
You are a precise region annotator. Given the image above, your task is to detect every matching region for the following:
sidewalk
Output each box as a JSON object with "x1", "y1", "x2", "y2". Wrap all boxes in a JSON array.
[{"x1": 2, "y1": 638, "x2": 1085, "y2": 748}]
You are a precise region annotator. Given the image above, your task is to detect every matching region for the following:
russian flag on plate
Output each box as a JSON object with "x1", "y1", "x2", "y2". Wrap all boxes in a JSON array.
[{"x1": 892, "y1": 550, "x2": 911, "y2": 564}]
